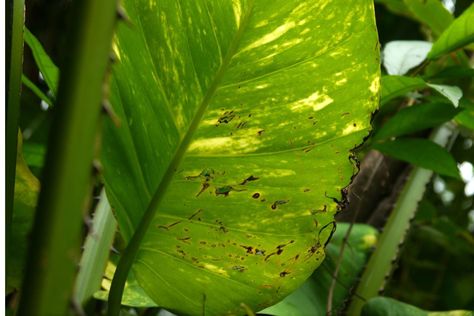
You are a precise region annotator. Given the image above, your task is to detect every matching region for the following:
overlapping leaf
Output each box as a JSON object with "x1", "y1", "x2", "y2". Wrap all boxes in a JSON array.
[
  {"x1": 428, "y1": 4, "x2": 474, "y2": 59},
  {"x1": 102, "y1": 0, "x2": 380, "y2": 314}
]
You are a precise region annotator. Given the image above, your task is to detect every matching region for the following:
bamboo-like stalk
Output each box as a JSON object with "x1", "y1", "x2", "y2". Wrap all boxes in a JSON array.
[
  {"x1": 346, "y1": 123, "x2": 458, "y2": 316},
  {"x1": 17, "y1": 1, "x2": 118, "y2": 315},
  {"x1": 6, "y1": 0, "x2": 25, "y2": 255}
]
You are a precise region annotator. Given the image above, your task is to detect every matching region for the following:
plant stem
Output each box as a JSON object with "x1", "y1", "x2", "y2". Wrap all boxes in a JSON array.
[
  {"x1": 17, "y1": 1, "x2": 118, "y2": 315},
  {"x1": 74, "y1": 189, "x2": 117, "y2": 308},
  {"x1": 6, "y1": 0, "x2": 25, "y2": 256},
  {"x1": 346, "y1": 123, "x2": 457, "y2": 316}
]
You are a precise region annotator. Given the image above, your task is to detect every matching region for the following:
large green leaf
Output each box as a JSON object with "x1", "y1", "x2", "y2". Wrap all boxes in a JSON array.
[
  {"x1": 103, "y1": 1, "x2": 380, "y2": 314},
  {"x1": 428, "y1": 4, "x2": 474, "y2": 59}
]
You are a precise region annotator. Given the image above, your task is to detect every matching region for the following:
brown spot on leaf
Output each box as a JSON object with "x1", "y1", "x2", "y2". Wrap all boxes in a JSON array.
[
  {"x1": 279, "y1": 271, "x2": 290, "y2": 277},
  {"x1": 240, "y1": 175, "x2": 259, "y2": 185},
  {"x1": 236, "y1": 121, "x2": 247, "y2": 129},
  {"x1": 232, "y1": 265, "x2": 246, "y2": 272},
  {"x1": 157, "y1": 220, "x2": 182, "y2": 230},
  {"x1": 271, "y1": 200, "x2": 289, "y2": 210},
  {"x1": 177, "y1": 237, "x2": 191, "y2": 243},
  {"x1": 196, "y1": 182, "x2": 210, "y2": 197},
  {"x1": 241, "y1": 245, "x2": 254, "y2": 254},
  {"x1": 217, "y1": 110, "x2": 235, "y2": 125},
  {"x1": 188, "y1": 209, "x2": 202, "y2": 220}
]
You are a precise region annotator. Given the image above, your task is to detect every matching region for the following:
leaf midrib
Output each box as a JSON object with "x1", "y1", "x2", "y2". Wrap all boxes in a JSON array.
[
  {"x1": 110, "y1": 2, "x2": 257, "y2": 305},
  {"x1": 139, "y1": 0, "x2": 256, "y2": 236}
]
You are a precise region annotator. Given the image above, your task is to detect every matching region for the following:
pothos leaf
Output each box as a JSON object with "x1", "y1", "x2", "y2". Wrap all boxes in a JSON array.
[{"x1": 102, "y1": 0, "x2": 380, "y2": 314}]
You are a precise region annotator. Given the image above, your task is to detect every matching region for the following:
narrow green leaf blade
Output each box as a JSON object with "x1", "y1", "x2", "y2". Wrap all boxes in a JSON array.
[
  {"x1": 24, "y1": 28, "x2": 59, "y2": 96},
  {"x1": 428, "y1": 4, "x2": 474, "y2": 59},
  {"x1": 21, "y1": 74, "x2": 53, "y2": 107},
  {"x1": 103, "y1": 1, "x2": 380, "y2": 314},
  {"x1": 374, "y1": 102, "x2": 460, "y2": 141},
  {"x1": 74, "y1": 190, "x2": 117, "y2": 306},
  {"x1": 373, "y1": 138, "x2": 460, "y2": 179}
]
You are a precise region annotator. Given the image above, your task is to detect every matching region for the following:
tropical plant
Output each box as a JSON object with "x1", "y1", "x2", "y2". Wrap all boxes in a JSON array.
[{"x1": 5, "y1": 0, "x2": 474, "y2": 315}]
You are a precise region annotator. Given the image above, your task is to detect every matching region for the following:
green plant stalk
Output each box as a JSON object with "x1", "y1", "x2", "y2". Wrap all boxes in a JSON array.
[
  {"x1": 347, "y1": 123, "x2": 457, "y2": 316},
  {"x1": 17, "y1": 1, "x2": 118, "y2": 315},
  {"x1": 74, "y1": 189, "x2": 117, "y2": 307},
  {"x1": 6, "y1": 0, "x2": 24, "y2": 257}
]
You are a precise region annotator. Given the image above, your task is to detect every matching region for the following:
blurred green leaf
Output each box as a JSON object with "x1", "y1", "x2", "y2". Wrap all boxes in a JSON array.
[
  {"x1": 455, "y1": 110, "x2": 474, "y2": 131},
  {"x1": 424, "y1": 65, "x2": 474, "y2": 80},
  {"x1": 362, "y1": 297, "x2": 473, "y2": 316},
  {"x1": 381, "y1": 75, "x2": 462, "y2": 107},
  {"x1": 402, "y1": 0, "x2": 453, "y2": 37},
  {"x1": 259, "y1": 223, "x2": 378, "y2": 316},
  {"x1": 103, "y1": 1, "x2": 380, "y2": 314},
  {"x1": 374, "y1": 102, "x2": 460, "y2": 141},
  {"x1": 362, "y1": 297, "x2": 427, "y2": 316},
  {"x1": 22, "y1": 142, "x2": 46, "y2": 171},
  {"x1": 375, "y1": 0, "x2": 411, "y2": 17},
  {"x1": 375, "y1": 0, "x2": 453, "y2": 37},
  {"x1": 24, "y1": 28, "x2": 59, "y2": 96},
  {"x1": 6, "y1": 134, "x2": 39, "y2": 294},
  {"x1": 373, "y1": 138, "x2": 460, "y2": 179},
  {"x1": 381, "y1": 75, "x2": 426, "y2": 105},
  {"x1": 425, "y1": 84, "x2": 462, "y2": 108},
  {"x1": 428, "y1": 4, "x2": 474, "y2": 59}
]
